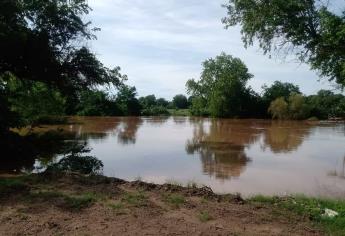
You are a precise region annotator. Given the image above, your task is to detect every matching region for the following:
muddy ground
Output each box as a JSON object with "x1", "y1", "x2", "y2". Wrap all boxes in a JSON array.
[{"x1": 0, "y1": 173, "x2": 322, "y2": 236}]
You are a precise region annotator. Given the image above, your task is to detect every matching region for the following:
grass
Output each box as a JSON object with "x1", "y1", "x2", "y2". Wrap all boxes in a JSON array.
[
  {"x1": 164, "y1": 193, "x2": 186, "y2": 208},
  {"x1": 108, "y1": 202, "x2": 128, "y2": 215},
  {"x1": 168, "y1": 109, "x2": 190, "y2": 116},
  {"x1": 250, "y1": 195, "x2": 345, "y2": 235},
  {"x1": 26, "y1": 190, "x2": 96, "y2": 210},
  {"x1": 64, "y1": 193, "x2": 96, "y2": 210},
  {"x1": 198, "y1": 211, "x2": 212, "y2": 222},
  {"x1": 0, "y1": 178, "x2": 29, "y2": 197},
  {"x1": 165, "y1": 179, "x2": 183, "y2": 187},
  {"x1": 186, "y1": 181, "x2": 199, "y2": 188},
  {"x1": 109, "y1": 202, "x2": 125, "y2": 210},
  {"x1": 121, "y1": 191, "x2": 148, "y2": 207}
]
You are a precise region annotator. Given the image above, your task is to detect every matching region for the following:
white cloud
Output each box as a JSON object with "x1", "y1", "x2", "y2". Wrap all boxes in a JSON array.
[{"x1": 87, "y1": 0, "x2": 340, "y2": 98}]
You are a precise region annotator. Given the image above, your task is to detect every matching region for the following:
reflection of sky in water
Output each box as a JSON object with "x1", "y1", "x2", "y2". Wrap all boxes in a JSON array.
[{"x1": 43, "y1": 117, "x2": 345, "y2": 198}]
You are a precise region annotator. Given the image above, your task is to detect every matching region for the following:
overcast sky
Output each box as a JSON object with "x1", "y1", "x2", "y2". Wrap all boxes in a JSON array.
[{"x1": 87, "y1": 0, "x2": 343, "y2": 99}]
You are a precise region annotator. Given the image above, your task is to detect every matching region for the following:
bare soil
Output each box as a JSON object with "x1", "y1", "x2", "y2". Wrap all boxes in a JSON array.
[{"x1": 0, "y1": 174, "x2": 323, "y2": 236}]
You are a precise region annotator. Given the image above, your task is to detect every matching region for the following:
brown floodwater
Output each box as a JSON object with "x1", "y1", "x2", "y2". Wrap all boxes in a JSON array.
[{"x1": 14, "y1": 117, "x2": 345, "y2": 198}]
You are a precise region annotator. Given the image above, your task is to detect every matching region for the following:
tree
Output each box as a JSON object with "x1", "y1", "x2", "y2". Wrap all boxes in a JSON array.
[
  {"x1": 172, "y1": 94, "x2": 188, "y2": 109},
  {"x1": 307, "y1": 90, "x2": 345, "y2": 119},
  {"x1": 77, "y1": 90, "x2": 118, "y2": 116},
  {"x1": 0, "y1": 0, "x2": 124, "y2": 90},
  {"x1": 288, "y1": 93, "x2": 309, "y2": 120},
  {"x1": 268, "y1": 97, "x2": 289, "y2": 120},
  {"x1": 0, "y1": 0, "x2": 125, "y2": 131},
  {"x1": 223, "y1": 0, "x2": 345, "y2": 87},
  {"x1": 115, "y1": 85, "x2": 141, "y2": 116},
  {"x1": 156, "y1": 98, "x2": 169, "y2": 107},
  {"x1": 6, "y1": 78, "x2": 66, "y2": 124},
  {"x1": 186, "y1": 53, "x2": 254, "y2": 117},
  {"x1": 139, "y1": 95, "x2": 157, "y2": 109},
  {"x1": 262, "y1": 81, "x2": 301, "y2": 102}
]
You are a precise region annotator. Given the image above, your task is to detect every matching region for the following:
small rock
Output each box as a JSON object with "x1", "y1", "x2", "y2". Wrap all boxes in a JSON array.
[{"x1": 322, "y1": 208, "x2": 338, "y2": 218}]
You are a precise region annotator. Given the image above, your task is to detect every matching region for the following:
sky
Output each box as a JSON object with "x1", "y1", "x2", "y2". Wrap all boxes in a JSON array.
[{"x1": 87, "y1": 0, "x2": 343, "y2": 99}]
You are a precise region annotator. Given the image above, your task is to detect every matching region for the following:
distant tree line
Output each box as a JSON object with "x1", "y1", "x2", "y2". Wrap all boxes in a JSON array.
[{"x1": 186, "y1": 53, "x2": 345, "y2": 120}]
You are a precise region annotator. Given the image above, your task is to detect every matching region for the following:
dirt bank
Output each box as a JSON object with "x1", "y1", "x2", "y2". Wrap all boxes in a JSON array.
[{"x1": 0, "y1": 173, "x2": 324, "y2": 235}]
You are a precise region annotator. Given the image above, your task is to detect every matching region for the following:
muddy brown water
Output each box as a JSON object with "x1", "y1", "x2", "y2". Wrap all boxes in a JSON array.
[{"x1": 8, "y1": 117, "x2": 345, "y2": 198}]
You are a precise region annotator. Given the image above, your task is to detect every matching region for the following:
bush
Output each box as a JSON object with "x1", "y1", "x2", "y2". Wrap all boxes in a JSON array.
[{"x1": 141, "y1": 106, "x2": 170, "y2": 116}]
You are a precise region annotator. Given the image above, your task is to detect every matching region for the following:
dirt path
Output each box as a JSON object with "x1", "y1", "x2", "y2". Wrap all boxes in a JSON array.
[{"x1": 0, "y1": 174, "x2": 322, "y2": 236}]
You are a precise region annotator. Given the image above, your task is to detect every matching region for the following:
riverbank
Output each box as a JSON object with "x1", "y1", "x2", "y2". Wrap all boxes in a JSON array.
[{"x1": 1, "y1": 173, "x2": 344, "y2": 235}]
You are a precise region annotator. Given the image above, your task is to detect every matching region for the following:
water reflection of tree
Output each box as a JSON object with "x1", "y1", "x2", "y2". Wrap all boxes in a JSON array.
[
  {"x1": 0, "y1": 130, "x2": 89, "y2": 174},
  {"x1": 145, "y1": 116, "x2": 169, "y2": 125},
  {"x1": 117, "y1": 117, "x2": 143, "y2": 144},
  {"x1": 67, "y1": 117, "x2": 122, "y2": 140},
  {"x1": 186, "y1": 120, "x2": 261, "y2": 180},
  {"x1": 329, "y1": 155, "x2": 345, "y2": 179},
  {"x1": 262, "y1": 121, "x2": 311, "y2": 153},
  {"x1": 173, "y1": 116, "x2": 187, "y2": 125}
]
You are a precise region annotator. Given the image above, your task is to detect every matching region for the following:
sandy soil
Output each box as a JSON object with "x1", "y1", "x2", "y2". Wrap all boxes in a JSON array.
[{"x1": 0, "y1": 174, "x2": 322, "y2": 236}]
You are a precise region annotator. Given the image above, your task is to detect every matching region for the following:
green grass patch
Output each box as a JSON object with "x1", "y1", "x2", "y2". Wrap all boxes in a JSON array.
[
  {"x1": 121, "y1": 191, "x2": 148, "y2": 207},
  {"x1": 168, "y1": 109, "x2": 190, "y2": 116},
  {"x1": 198, "y1": 211, "x2": 212, "y2": 222},
  {"x1": 26, "y1": 190, "x2": 96, "y2": 210},
  {"x1": 0, "y1": 178, "x2": 29, "y2": 197},
  {"x1": 250, "y1": 195, "x2": 345, "y2": 235},
  {"x1": 108, "y1": 202, "x2": 128, "y2": 215},
  {"x1": 63, "y1": 193, "x2": 96, "y2": 210},
  {"x1": 0, "y1": 178, "x2": 26, "y2": 189},
  {"x1": 109, "y1": 202, "x2": 125, "y2": 210},
  {"x1": 164, "y1": 194, "x2": 186, "y2": 208}
]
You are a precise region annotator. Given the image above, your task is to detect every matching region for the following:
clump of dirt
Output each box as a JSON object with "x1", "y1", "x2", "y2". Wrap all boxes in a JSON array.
[{"x1": 0, "y1": 173, "x2": 322, "y2": 236}]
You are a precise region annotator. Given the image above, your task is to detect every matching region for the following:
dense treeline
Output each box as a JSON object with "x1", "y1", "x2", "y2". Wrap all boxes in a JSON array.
[
  {"x1": 186, "y1": 53, "x2": 345, "y2": 120},
  {"x1": 3, "y1": 52, "x2": 345, "y2": 126}
]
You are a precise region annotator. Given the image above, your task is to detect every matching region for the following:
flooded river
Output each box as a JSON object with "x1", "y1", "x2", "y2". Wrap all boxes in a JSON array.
[{"x1": 8, "y1": 117, "x2": 345, "y2": 198}]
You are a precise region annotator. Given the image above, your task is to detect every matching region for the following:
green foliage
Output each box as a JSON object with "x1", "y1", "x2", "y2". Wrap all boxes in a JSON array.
[
  {"x1": 168, "y1": 109, "x2": 190, "y2": 116},
  {"x1": 0, "y1": 0, "x2": 125, "y2": 133},
  {"x1": 74, "y1": 85, "x2": 141, "y2": 117},
  {"x1": 164, "y1": 193, "x2": 186, "y2": 208},
  {"x1": 250, "y1": 195, "x2": 345, "y2": 235},
  {"x1": 156, "y1": 98, "x2": 169, "y2": 107},
  {"x1": 269, "y1": 93, "x2": 310, "y2": 120},
  {"x1": 186, "y1": 52, "x2": 258, "y2": 118},
  {"x1": 115, "y1": 85, "x2": 141, "y2": 116},
  {"x1": 141, "y1": 106, "x2": 169, "y2": 116},
  {"x1": 0, "y1": 178, "x2": 28, "y2": 197},
  {"x1": 0, "y1": 79, "x2": 20, "y2": 133},
  {"x1": 0, "y1": 0, "x2": 123, "y2": 90},
  {"x1": 198, "y1": 211, "x2": 212, "y2": 222},
  {"x1": 6, "y1": 78, "x2": 66, "y2": 124},
  {"x1": 189, "y1": 97, "x2": 209, "y2": 116},
  {"x1": 139, "y1": 95, "x2": 157, "y2": 108},
  {"x1": 122, "y1": 191, "x2": 148, "y2": 207},
  {"x1": 263, "y1": 81, "x2": 301, "y2": 102},
  {"x1": 63, "y1": 193, "x2": 96, "y2": 210},
  {"x1": 47, "y1": 142, "x2": 103, "y2": 175},
  {"x1": 172, "y1": 94, "x2": 188, "y2": 109},
  {"x1": 139, "y1": 94, "x2": 171, "y2": 116},
  {"x1": 77, "y1": 90, "x2": 118, "y2": 116},
  {"x1": 28, "y1": 191, "x2": 96, "y2": 210},
  {"x1": 288, "y1": 93, "x2": 310, "y2": 120},
  {"x1": 268, "y1": 97, "x2": 289, "y2": 120},
  {"x1": 223, "y1": 0, "x2": 345, "y2": 87},
  {"x1": 307, "y1": 90, "x2": 345, "y2": 119}
]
